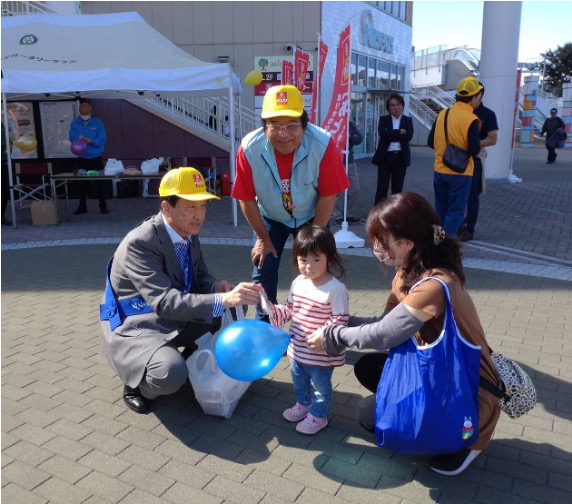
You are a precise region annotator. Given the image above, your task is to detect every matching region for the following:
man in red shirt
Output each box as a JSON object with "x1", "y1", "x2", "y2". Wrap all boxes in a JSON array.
[{"x1": 232, "y1": 85, "x2": 349, "y2": 320}]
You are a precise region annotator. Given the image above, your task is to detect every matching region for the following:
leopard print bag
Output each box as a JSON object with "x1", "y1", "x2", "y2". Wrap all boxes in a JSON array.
[{"x1": 487, "y1": 352, "x2": 537, "y2": 419}]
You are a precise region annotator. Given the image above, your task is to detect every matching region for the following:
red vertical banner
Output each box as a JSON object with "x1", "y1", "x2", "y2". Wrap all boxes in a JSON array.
[
  {"x1": 309, "y1": 38, "x2": 328, "y2": 124},
  {"x1": 321, "y1": 24, "x2": 351, "y2": 154},
  {"x1": 282, "y1": 60, "x2": 293, "y2": 85},
  {"x1": 294, "y1": 48, "x2": 310, "y2": 92}
]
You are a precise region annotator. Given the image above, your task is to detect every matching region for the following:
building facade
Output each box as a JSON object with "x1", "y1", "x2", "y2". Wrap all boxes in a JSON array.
[{"x1": 81, "y1": 1, "x2": 413, "y2": 159}]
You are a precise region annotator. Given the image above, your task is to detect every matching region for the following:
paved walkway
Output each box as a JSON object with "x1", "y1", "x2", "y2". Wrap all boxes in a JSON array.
[{"x1": 2, "y1": 145, "x2": 572, "y2": 503}]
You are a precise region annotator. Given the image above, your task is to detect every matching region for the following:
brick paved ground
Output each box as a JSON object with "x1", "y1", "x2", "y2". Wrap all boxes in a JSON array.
[{"x1": 2, "y1": 145, "x2": 572, "y2": 503}]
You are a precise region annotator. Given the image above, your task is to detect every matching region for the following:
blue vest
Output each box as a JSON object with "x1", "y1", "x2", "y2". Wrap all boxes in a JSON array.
[{"x1": 241, "y1": 123, "x2": 331, "y2": 228}]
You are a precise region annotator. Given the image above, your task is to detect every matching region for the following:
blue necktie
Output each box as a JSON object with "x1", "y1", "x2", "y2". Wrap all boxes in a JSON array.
[{"x1": 174, "y1": 241, "x2": 190, "y2": 292}]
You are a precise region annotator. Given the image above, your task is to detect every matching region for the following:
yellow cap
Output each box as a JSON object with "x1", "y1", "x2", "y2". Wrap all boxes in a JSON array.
[
  {"x1": 159, "y1": 168, "x2": 220, "y2": 201},
  {"x1": 261, "y1": 85, "x2": 305, "y2": 119},
  {"x1": 456, "y1": 77, "x2": 484, "y2": 97}
]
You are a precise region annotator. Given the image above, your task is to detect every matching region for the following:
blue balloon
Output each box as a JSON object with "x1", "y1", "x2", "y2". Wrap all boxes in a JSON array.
[{"x1": 214, "y1": 319, "x2": 290, "y2": 381}]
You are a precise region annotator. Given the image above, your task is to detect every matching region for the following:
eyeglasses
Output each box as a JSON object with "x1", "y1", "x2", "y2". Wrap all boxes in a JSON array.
[
  {"x1": 266, "y1": 122, "x2": 301, "y2": 134},
  {"x1": 372, "y1": 240, "x2": 400, "y2": 259}
]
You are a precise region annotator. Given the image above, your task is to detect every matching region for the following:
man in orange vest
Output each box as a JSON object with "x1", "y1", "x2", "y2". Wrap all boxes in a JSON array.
[{"x1": 428, "y1": 77, "x2": 482, "y2": 236}]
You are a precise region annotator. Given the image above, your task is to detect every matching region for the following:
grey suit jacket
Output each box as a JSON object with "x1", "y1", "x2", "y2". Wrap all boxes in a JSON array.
[{"x1": 101, "y1": 212, "x2": 218, "y2": 387}]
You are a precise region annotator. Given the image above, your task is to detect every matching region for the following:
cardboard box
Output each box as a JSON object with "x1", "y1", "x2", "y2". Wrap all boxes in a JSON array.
[{"x1": 31, "y1": 201, "x2": 57, "y2": 226}]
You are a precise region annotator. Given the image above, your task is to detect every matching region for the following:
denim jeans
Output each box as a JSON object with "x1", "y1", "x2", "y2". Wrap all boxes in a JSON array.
[
  {"x1": 289, "y1": 359, "x2": 333, "y2": 419},
  {"x1": 433, "y1": 171, "x2": 472, "y2": 236},
  {"x1": 252, "y1": 217, "x2": 310, "y2": 320}
]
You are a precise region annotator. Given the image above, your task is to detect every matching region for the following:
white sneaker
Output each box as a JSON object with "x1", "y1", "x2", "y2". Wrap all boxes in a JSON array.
[
  {"x1": 283, "y1": 402, "x2": 311, "y2": 422},
  {"x1": 295, "y1": 413, "x2": 328, "y2": 435}
]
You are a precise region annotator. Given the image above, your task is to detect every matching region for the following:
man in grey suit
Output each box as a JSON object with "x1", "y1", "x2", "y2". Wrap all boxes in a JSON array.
[{"x1": 100, "y1": 167, "x2": 263, "y2": 414}]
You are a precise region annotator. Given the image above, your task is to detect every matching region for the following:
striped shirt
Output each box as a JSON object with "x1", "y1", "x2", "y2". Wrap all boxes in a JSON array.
[{"x1": 272, "y1": 275, "x2": 350, "y2": 368}]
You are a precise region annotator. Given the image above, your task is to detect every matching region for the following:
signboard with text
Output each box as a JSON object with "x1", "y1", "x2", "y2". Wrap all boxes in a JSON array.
[{"x1": 253, "y1": 55, "x2": 314, "y2": 118}]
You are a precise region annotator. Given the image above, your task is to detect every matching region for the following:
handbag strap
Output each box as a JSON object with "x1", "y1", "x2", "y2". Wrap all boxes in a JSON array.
[
  {"x1": 479, "y1": 374, "x2": 505, "y2": 399},
  {"x1": 410, "y1": 276, "x2": 454, "y2": 329},
  {"x1": 413, "y1": 278, "x2": 506, "y2": 399},
  {"x1": 479, "y1": 346, "x2": 507, "y2": 398},
  {"x1": 444, "y1": 108, "x2": 451, "y2": 144}
]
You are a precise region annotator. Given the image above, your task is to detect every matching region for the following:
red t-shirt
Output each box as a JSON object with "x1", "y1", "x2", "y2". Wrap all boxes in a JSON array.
[{"x1": 232, "y1": 138, "x2": 349, "y2": 202}]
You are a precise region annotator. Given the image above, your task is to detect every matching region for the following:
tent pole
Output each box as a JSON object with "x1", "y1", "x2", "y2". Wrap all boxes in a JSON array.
[
  {"x1": 229, "y1": 86, "x2": 237, "y2": 226},
  {"x1": 2, "y1": 94, "x2": 18, "y2": 229}
]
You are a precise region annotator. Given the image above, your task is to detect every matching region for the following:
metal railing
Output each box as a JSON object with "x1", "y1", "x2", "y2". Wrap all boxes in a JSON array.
[
  {"x1": 411, "y1": 85, "x2": 454, "y2": 111},
  {"x1": 140, "y1": 94, "x2": 258, "y2": 152},
  {"x1": 1, "y1": 1, "x2": 56, "y2": 15},
  {"x1": 409, "y1": 95, "x2": 437, "y2": 128},
  {"x1": 537, "y1": 88, "x2": 562, "y2": 107}
]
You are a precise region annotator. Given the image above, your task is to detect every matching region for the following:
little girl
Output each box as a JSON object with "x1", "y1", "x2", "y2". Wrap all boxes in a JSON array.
[{"x1": 268, "y1": 225, "x2": 349, "y2": 435}]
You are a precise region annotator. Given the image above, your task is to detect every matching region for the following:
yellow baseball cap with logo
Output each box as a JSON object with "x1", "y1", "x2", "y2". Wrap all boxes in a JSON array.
[
  {"x1": 159, "y1": 167, "x2": 220, "y2": 201},
  {"x1": 456, "y1": 77, "x2": 484, "y2": 97},
  {"x1": 261, "y1": 85, "x2": 305, "y2": 119}
]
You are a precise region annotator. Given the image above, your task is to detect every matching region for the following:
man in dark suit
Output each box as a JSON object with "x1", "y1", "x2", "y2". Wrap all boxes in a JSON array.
[
  {"x1": 371, "y1": 94, "x2": 414, "y2": 206},
  {"x1": 100, "y1": 168, "x2": 263, "y2": 414}
]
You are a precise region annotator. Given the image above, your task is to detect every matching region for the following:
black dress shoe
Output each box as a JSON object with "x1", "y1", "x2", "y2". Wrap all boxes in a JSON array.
[
  {"x1": 458, "y1": 228, "x2": 474, "y2": 242},
  {"x1": 123, "y1": 385, "x2": 150, "y2": 414},
  {"x1": 100, "y1": 207, "x2": 110, "y2": 214},
  {"x1": 73, "y1": 207, "x2": 87, "y2": 215}
]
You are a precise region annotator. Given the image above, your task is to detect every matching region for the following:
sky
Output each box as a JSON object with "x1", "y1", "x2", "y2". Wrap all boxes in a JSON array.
[{"x1": 412, "y1": 1, "x2": 572, "y2": 63}]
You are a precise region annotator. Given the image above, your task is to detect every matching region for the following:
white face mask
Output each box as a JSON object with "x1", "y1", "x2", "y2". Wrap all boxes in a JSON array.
[
  {"x1": 80, "y1": 114, "x2": 91, "y2": 121},
  {"x1": 372, "y1": 241, "x2": 404, "y2": 267}
]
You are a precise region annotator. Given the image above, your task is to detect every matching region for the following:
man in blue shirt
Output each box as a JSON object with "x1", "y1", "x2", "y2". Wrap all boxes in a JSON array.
[{"x1": 69, "y1": 103, "x2": 109, "y2": 214}]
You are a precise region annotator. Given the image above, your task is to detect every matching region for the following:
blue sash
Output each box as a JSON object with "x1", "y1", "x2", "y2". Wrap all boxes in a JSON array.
[
  {"x1": 100, "y1": 245, "x2": 192, "y2": 331},
  {"x1": 99, "y1": 258, "x2": 153, "y2": 331}
]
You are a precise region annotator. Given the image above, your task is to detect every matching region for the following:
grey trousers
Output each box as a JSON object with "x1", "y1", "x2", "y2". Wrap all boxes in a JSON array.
[
  {"x1": 332, "y1": 161, "x2": 360, "y2": 220},
  {"x1": 138, "y1": 321, "x2": 218, "y2": 399}
]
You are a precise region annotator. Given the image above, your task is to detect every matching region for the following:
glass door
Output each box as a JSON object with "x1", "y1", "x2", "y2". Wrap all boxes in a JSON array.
[
  {"x1": 370, "y1": 92, "x2": 389, "y2": 156},
  {"x1": 351, "y1": 91, "x2": 366, "y2": 157}
]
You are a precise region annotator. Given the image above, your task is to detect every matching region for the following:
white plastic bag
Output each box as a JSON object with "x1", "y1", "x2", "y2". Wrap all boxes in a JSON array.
[
  {"x1": 141, "y1": 157, "x2": 164, "y2": 175},
  {"x1": 187, "y1": 308, "x2": 251, "y2": 419},
  {"x1": 104, "y1": 158, "x2": 124, "y2": 176}
]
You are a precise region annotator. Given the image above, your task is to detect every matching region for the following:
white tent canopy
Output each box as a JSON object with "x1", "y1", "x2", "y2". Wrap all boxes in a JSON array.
[
  {"x1": 1, "y1": 11, "x2": 238, "y2": 227},
  {"x1": 1, "y1": 11, "x2": 235, "y2": 98}
]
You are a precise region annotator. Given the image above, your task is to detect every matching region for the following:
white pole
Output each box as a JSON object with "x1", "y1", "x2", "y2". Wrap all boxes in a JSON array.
[
  {"x1": 342, "y1": 53, "x2": 351, "y2": 224},
  {"x1": 292, "y1": 45, "x2": 297, "y2": 87},
  {"x1": 229, "y1": 86, "x2": 237, "y2": 226},
  {"x1": 2, "y1": 94, "x2": 18, "y2": 228},
  {"x1": 333, "y1": 24, "x2": 364, "y2": 249},
  {"x1": 479, "y1": 1, "x2": 522, "y2": 181},
  {"x1": 315, "y1": 33, "x2": 321, "y2": 124}
]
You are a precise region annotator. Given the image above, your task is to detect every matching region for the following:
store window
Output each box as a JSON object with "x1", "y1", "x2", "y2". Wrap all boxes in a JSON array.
[
  {"x1": 376, "y1": 60, "x2": 390, "y2": 89},
  {"x1": 390, "y1": 64, "x2": 399, "y2": 90},
  {"x1": 351, "y1": 53, "x2": 358, "y2": 86},
  {"x1": 367, "y1": 1, "x2": 407, "y2": 22},
  {"x1": 357, "y1": 54, "x2": 367, "y2": 87},
  {"x1": 353, "y1": 52, "x2": 404, "y2": 91},
  {"x1": 367, "y1": 58, "x2": 377, "y2": 88},
  {"x1": 350, "y1": 91, "x2": 366, "y2": 157}
]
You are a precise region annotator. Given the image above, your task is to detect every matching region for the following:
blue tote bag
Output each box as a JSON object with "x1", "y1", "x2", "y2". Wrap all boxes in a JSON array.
[{"x1": 375, "y1": 277, "x2": 481, "y2": 455}]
